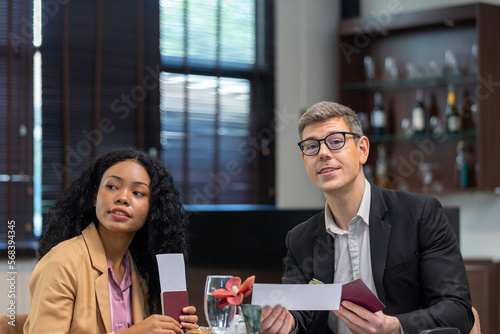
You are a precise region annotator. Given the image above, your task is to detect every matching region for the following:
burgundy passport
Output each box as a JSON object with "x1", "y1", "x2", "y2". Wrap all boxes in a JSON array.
[
  {"x1": 341, "y1": 279, "x2": 386, "y2": 312},
  {"x1": 161, "y1": 291, "x2": 189, "y2": 321}
]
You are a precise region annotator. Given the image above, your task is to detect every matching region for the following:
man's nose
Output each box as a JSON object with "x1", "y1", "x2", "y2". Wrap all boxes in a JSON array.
[{"x1": 317, "y1": 140, "x2": 333, "y2": 159}]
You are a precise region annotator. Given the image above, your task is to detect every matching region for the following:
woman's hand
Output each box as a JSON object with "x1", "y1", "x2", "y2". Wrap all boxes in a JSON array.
[
  {"x1": 179, "y1": 306, "x2": 199, "y2": 331},
  {"x1": 119, "y1": 314, "x2": 183, "y2": 334},
  {"x1": 118, "y1": 306, "x2": 198, "y2": 334}
]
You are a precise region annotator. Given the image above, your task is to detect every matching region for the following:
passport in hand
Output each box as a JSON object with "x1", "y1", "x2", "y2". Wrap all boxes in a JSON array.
[
  {"x1": 341, "y1": 279, "x2": 385, "y2": 313},
  {"x1": 161, "y1": 290, "x2": 189, "y2": 321}
]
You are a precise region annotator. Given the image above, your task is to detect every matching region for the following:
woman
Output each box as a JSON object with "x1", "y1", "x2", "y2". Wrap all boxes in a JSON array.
[{"x1": 24, "y1": 148, "x2": 199, "y2": 333}]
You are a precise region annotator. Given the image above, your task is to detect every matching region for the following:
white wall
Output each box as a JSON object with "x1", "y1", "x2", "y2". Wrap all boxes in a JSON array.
[
  {"x1": 437, "y1": 192, "x2": 500, "y2": 259},
  {"x1": 275, "y1": 0, "x2": 341, "y2": 209},
  {"x1": 0, "y1": 258, "x2": 37, "y2": 315}
]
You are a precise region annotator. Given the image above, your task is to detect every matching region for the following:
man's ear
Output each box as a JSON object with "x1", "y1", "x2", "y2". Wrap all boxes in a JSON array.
[{"x1": 358, "y1": 136, "x2": 370, "y2": 165}]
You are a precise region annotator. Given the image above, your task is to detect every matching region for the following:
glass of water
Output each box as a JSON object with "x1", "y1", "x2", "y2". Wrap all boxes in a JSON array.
[{"x1": 204, "y1": 275, "x2": 236, "y2": 333}]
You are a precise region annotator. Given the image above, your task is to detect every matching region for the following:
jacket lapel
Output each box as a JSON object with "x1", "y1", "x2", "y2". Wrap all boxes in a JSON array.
[
  {"x1": 129, "y1": 250, "x2": 147, "y2": 323},
  {"x1": 368, "y1": 184, "x2": 391, "y2": 303},
  {"x1": 82, "y1": 223, "x2": 112, "y2": 333},
  {"x1": 313, "y1": 215, "x2": 335, "y2": 284},
  {"x1": 310, "y1": 215, "x2": 334, "y2": 334}
]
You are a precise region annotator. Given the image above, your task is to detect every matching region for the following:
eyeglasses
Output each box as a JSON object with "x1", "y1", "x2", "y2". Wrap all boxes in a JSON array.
[{"x1": 297, "y1": 132, "x2": 361, "y2": 156}]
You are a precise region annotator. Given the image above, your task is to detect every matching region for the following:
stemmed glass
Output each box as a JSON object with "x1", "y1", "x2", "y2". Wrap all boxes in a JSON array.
[
  {"x1": 444, "y1": 50, "x2": 458, "y2": 75},
  {"x1": 364, "y1": 55, "x2": 375, "y2": 80},
  {"x1": 204, "y1": 275, "x2": 236, "y2": 334},
  {"x1": 418, "y1": 162, "x2": 434, "y2": 193},
  {"x1": 384, "y1": 56, "x2": 398, "y2": 79}
]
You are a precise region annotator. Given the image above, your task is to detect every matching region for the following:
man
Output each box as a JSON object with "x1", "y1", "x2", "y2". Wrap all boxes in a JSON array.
[{"x1": 260, "y1": 102, "x2": 473, "y2": 334}]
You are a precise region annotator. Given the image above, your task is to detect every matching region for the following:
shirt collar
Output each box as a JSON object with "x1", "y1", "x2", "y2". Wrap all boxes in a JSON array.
[
  {"x1": 325, "y1": 178, "x2": 371, "y2": 236},
  {"x1": 107, "y1": 252, "x2": 132, "y2": 290}
]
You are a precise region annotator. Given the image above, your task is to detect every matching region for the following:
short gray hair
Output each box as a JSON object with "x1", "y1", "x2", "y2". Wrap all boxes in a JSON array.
[{"x1": 298, "y1": 101, "x2": 363, "y2": 138}]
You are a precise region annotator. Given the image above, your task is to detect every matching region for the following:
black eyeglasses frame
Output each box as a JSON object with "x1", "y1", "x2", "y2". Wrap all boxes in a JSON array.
[{"x1": 297, "y1": 131, "x2": 361, "y2": 156}]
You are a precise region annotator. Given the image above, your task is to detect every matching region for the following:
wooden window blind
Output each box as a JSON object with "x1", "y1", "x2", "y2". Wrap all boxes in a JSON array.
[
  {"x1": 0, "y1": 0, "x2": 35, "y2": 249},
  {"x1": 40, "y1": 0, "x2": 161, "y2": 212}
]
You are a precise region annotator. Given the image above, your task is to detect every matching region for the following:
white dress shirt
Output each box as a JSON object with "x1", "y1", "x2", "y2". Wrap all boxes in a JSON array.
[{"x1": 325, "y1": 179, "x2": 377, "y2": 334}]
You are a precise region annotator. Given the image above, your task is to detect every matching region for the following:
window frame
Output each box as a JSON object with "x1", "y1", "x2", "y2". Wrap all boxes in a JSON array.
[{"x1": 158, "y1": 0, "x2": 276, "y2": 205}]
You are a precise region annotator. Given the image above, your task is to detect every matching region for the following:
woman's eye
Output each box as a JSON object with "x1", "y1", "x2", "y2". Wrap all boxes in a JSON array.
[
  {"x1": 133, "y1": 191, "x2": 144, "y2": 197},
  {"x1": 106, "y1": 184, "x2": 117, "y2": 189}
]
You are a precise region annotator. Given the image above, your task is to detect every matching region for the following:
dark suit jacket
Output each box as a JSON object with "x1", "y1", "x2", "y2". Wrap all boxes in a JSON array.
[{"x1": 283, "y1": 183, "x2": 473, "y2": 334}]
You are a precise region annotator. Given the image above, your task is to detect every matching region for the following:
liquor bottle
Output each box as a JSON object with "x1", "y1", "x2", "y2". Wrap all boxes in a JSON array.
[
  {"x1": 371, "y1": 92, "x2": 386, "y2": 136},
  {"x1": 375, "y1": 144, "x2": 391, "y2": 188},
  {"x1": 445, "y1": 85, "x2": 461, "y2": 133},
  {"x1": 455, "y1": 140, "x2": 469, "y2": 188},
  {"x1": 411, "y1": 89, "x2": 426, "y2": 135}
]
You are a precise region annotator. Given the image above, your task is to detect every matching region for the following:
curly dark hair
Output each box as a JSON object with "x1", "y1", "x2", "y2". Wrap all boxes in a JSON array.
[{"x1": 38, "y1": 148, "x2": 189, "y2": 314}]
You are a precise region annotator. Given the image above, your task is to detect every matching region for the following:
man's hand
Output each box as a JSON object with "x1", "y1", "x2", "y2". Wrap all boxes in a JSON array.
[
  {"x1": 333, "y1": 301, "x2": 401, "y2": 334},
  {"x1": 259, "y1": 305, "x2": 295, "y2": 334}
]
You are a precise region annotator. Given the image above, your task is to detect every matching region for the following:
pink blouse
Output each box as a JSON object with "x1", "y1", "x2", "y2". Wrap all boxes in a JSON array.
[{"x1": 107, "y1": 253, "x2": 133, "y2": 331}]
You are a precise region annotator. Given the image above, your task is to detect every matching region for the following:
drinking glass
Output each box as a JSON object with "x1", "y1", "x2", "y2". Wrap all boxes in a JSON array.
[
  {"x1": 418, "y1": 162, "x2": 434, "y2": 193},
  {"x1": 430, "y1": 116, "x2": 444, "y2": 135},
  {"x1": 444, "y1": 50, "x2": 458, "y2": 75},
  {"x1": 384, "y1": 56, "x2": 398, "y2": 79},
  {"x1": 401, "y1": 118, "x2": 413, "y2": 137},
  {"x1": 405, "y1": 62, "x2": 417, "y2": 78},
  {"x1": 204, "y1": 275, "x2": 236, "y2": 334},
  {"x1": 364, "y1": 55, "x2": 375, "y2": 80},
  {"x1": 429, "y1": 59, "x2": 440, "y2": 76},
  {"x1": 357, "y1": 111, "x2": 370, "y2": 133},
  {"x1": 471, "y1": 43, "x2": 479, "y2": 73}
]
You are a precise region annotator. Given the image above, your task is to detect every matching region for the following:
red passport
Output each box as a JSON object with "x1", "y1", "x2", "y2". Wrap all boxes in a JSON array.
[
  {"x1": 161, "y1": 290, "x2": 189, "y2": 321},
  {"x1": 341, "y1": 279, "x2": 385, "y2": 313}
]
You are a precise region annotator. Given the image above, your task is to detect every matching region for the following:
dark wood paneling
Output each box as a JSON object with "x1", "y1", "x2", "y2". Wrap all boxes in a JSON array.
[
  {"x1": 465, "y1": 259, "x2": 500, "y2": 334},
  {"x1": 476, "y1": 5, "x2": 500, "y2": 190},
  {"x1": 340, "y1": 4, "x2": 477, "y2": 35}
]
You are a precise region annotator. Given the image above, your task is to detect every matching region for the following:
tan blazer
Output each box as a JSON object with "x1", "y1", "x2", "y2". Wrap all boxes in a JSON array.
[{"x1": 24, "y1": 223, "x2": 148, "y2": 333}]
